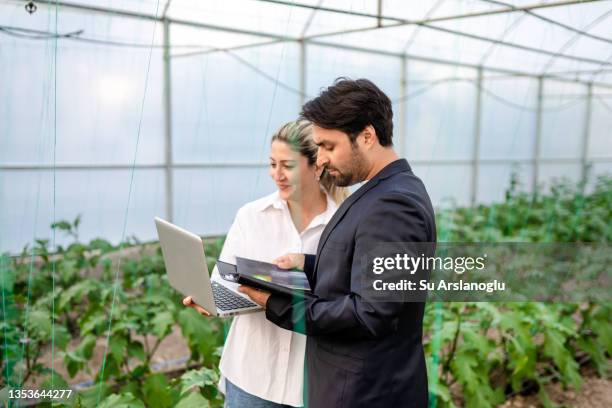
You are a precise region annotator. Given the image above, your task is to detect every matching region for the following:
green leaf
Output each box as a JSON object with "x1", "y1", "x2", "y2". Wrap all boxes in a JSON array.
[
  {"x1": 452, "y1": 349, "x2": 503, "y2": 408},
  {"x1": 451, "y1": 352, "x2": 479, "y2": 392},
  {"x1": 175, "y1": 392, "x2": 211, "y2": 408},
  {"x1": 109, "y1": 336, "x2": 127, "y2": 363},
  {"x1": 537, "y1": 381, "x2": 557, "y2": 408},
  {"x1": 54, "y1": 324, "x2": 71, "y2": 350},
  {"x1": 180, "y1": 367, "x2": 219, "y2": 395},
  {"x1": 428, "y1": 380, "x2": 454, "y2": 405},
  {"x1": 143, "y1": 373, "x2": 173, "y2": 408},
  {"x1": 59, "y1": 259, "x2": 78, "y2": 283},
  {"x1": 576, "y1": 336, "x2": 607, "y2": 376},
  {"x1": 97, "y1": 355, "x2": 122, "y2": 380},
  {"x1": 462, "y1": 325, "x2": 492, "y2": 354},
  {"x1": 130, "y1": 364, "x2": 150, "y2": 378},
  {"x1": 64, "y1": 351, "x2": 87, "y2": 378},
  {"x1": 591, "y1": 307, "x2": 612, "y2": 355},
  {"x1": 543, "y1": 329, "x2": 582, "y2": 390},
  {"x1": 40, "y1": 369, "x2": 70, "y2": 391},
  {"x1": 28, "y1": 309, "x2": 53, "y2": 340},
  {"x1": 89, "y1": 238, "x2": 113, "y2": 253},
  {"x1": 76, "y1": 382, "x2": 112, "y2": 407},
  {"x1": 99, "y1": 393, "x2": 145, "y2": 408},
  {"x1": 178, "y1": 308, "x2": 222, "y2": 363},
  {"x1": 77, "y1": 334, "x2": 97, "y2": 360},
  {"x1": 151, "y1": 311, "x2": 174, "y2": 338},
  {"x1": 51, "y1": 221, "x2": 72, "y2": 231},
  {"x1": 58, "y1": 284, "x2": 79, "y2": 311},
  {"x1": 119, "y1": 380, "x2": 142, "y2": 400},
  {"x1": 128, "y1": 340, "x2": 146, "y2": 362},
  {"x1": 80, "y1": 312, "x2": 107, "y2": 335}
]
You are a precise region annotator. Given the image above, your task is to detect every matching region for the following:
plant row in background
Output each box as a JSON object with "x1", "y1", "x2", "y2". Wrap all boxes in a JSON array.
[
  {"x1": 0, "y1": 174, "x2": 610, "y2": 407},
  {"x1": 429, "y1": 174, "x2": 611, "y2": 407},
  {"x1": 1, "y1": 220, "x2": 227, "y2": 407}
]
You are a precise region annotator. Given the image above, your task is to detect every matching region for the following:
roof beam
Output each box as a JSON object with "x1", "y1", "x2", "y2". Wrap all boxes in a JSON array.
[
  {"x1": 307, "y1": 40, "x2": 612, "y2": 89},
  {"x1": 253, "y1": 0, "x2": 601, "y2": 25},
  {"x1": 28, "y1": 0, "x2": 612, "y2": 68},
  {"x1": 480, "y1": 0, "x2": 612, "y2": 46},
  {"x1": 170, "y1": 37, "x2": 612, "y2": 88},
  {"x1": 297, "y1": 0, "x2": 610, "y2": 69},
  {"x1": 300, "y1": 0, "x2": 323, "y2": 37},
  {"x1": 16, "y1": 0, "x2": 612, "y2": 88},
  {"x1": 20, "y1": 0, "x2": 292, "y2": 40},
  {"x1": 162, "y1": 0, "x2": 173, "y2": 19}
]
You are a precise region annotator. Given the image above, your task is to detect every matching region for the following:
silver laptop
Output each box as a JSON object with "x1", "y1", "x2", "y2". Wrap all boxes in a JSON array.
[{"x1": 154, "y1": 217, "x2": 261, "y2": 317}]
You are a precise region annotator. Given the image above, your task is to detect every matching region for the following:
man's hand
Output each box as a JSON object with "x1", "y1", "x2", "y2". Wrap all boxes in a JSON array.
[
  {"x1": 182, "y1": 296, "x2": 211, "y2": 316},
  {"x1": 273, "y1": 253, "x2": 305, "y2": 270},
  {"x1": 238, "y1": 285, "x2": 271, "y2": 309}
]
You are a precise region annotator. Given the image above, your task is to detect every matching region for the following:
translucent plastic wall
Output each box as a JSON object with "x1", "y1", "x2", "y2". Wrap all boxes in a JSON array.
[{"x1": 1, "y1": 4, "x2": 611, "y2": 254}]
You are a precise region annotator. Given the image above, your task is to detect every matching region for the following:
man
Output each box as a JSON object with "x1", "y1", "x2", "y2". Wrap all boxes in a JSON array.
[{"x1": 240, "y1": 78, "x2": 436, "y2": 407}]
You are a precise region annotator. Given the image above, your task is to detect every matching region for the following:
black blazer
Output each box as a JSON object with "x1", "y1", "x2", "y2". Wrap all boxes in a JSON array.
[{"x1": 266, "y1": 159, "x2": 436, "y2": 408}]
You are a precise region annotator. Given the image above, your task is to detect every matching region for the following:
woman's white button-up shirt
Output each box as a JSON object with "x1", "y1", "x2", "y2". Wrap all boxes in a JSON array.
[{"x1": 212, "y1": 191, "x2": 337, "y2": 407}]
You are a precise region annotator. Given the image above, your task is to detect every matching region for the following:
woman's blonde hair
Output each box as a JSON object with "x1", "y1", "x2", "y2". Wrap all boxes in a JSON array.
[{"x1": 271, "y1": 120, "x2": 348, "y2": 204}]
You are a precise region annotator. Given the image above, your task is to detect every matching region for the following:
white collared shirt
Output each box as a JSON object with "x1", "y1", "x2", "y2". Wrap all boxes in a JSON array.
[{"x1": 211, "y1": 191, "x2": 337, "y2": 407}]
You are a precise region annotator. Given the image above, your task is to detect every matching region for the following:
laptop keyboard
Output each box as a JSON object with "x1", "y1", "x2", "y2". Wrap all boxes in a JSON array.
[{"x1": 212, "y1": 282, "x2": 258, "y2": 311}]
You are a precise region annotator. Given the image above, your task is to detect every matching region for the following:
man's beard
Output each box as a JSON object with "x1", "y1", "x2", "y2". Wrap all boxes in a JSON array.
[{"x1": 326, "y1": 145, "x2": 368, "y2": 187}]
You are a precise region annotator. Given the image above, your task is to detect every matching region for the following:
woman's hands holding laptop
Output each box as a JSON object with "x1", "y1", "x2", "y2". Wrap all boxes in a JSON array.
[
  {"x1": 273, "y1": 253, "x2": 305, "y2": 270},
  {"x1": 182, "y1": 296, "x2": 211, "y2": 316}
]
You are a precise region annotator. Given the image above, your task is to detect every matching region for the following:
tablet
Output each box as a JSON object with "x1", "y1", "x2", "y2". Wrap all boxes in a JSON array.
[
  {"x1": 236, "y1": 257, "x2": 310, "y2": 290},
  {"x1": 216, "y1": 259, "x2": 313, "y2": 299}
]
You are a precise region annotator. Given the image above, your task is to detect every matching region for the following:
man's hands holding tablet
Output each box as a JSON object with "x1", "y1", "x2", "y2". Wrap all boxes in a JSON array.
[
  {"x1": 181, "y1": 253, "x2": 305, "y2": 314},
  {"x1": 237, "y1": 286, "x2": 271, "y2": 308},
  {"x1": 239, "y1": 253, "x2": 305, "y2": 307}
]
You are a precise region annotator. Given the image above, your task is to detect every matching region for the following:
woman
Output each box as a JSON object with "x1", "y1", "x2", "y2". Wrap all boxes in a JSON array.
[{"x1": 183, "y1": 120, "x2": 346, "y2": 407}]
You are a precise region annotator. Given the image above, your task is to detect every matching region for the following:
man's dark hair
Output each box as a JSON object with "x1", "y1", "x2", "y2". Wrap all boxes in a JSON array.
[{"x1": 300, "y1": 77, "x2": 393, "y2": 146}]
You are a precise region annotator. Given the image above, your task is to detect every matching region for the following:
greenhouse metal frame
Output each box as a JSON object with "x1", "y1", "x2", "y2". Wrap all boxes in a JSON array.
[{"x1": 2, "y1": 0, "x2": 612, "y2": 223}]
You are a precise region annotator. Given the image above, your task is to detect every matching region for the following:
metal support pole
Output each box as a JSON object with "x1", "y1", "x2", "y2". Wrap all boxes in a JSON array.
[
  {"x1": 581, "y1": 83, "x2": 593, "y2": 182},
  {"x1": 470, "y1": 67, "x2": 483, "y2": 206},
  {"x1": 398, "y1": 55, "x2": 407, "y2": 158},
  {"x1": 377, "y1": 0, "x2": 383, "y2": 28},
  {"x1": 163, "y1": 18, "x2": 174, "y2": 222},
  {"x1": 299, "y1": 40, "x2": 306, "y2": 108},
  {"x1": 532, "y1": 76, "x2": 544, "y2": 192},
  {"x1": 3, "y1": 157, "x2": 611, "y2": 172}
]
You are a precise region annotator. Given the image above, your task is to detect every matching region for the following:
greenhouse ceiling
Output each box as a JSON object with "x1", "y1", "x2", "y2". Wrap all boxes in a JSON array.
[{"x1": 2, "y1": 0, "x2": 612, "y2": 88}]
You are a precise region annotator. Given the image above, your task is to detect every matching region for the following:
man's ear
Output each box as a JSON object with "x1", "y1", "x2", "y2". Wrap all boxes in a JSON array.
[{"x1": 361, "y1": 125, "x2": 377, "y2": 149}]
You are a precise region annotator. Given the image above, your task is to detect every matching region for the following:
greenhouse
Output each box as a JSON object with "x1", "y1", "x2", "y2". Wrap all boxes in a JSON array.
[{"x1": 1, "y1": 0, "x2": 611, "y2": 407}]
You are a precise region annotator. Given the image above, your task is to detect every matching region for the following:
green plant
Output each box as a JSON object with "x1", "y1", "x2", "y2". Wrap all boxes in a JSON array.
[{"x1": 1, "y1": 175, "x2": 610, "y2": 408}]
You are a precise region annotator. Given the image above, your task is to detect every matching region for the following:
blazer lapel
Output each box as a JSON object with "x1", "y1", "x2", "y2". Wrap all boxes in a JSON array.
[
  {"x1": 312, "y1": 159, "x2": 412, "y2": 286},
  {"x1": 312, "y1": 178, "x2": 381, "y2": 283}
]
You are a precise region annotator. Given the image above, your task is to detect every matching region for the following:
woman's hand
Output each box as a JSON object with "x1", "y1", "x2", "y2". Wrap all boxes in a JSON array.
[
  {"x1": 273, "y1": 253, "x2": 305, "y2": 270},
  {"x1": 182, "y1": 296, "x2": 211, "y2": 316}
]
